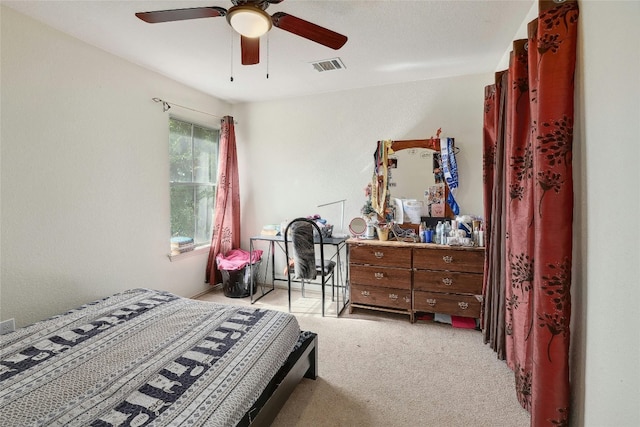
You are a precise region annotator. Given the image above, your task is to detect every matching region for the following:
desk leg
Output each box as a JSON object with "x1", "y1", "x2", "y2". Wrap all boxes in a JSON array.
[
  {"x1": 249, "y1": 239, "x2": 254, "y2": 302},
  {"x1": 335, "y1": 248, "x2": 341, "y2": 314},
  {"x1": 250, "y1": 239, "x2": 276, "y2": 304},
  {"x1": 270, "y1": 241, "x2": 276, "y2": 290},
  {"x1": 336, "y1": 242, "x2": 349, "y2": 316}
]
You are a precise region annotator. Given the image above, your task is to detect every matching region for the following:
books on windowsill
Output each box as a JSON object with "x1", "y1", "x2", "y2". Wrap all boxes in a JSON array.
[
  {"x1": 171, "y1": 236, "x2": 195, "y2": 255},
  {"x1": 171, "y1": 244, "x2": 195, "y2": 256}
]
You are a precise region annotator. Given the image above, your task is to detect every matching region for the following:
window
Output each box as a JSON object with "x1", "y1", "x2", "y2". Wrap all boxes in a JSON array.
[{"x1": 169, "y1": 118, "x2": 219, "y2": 248}]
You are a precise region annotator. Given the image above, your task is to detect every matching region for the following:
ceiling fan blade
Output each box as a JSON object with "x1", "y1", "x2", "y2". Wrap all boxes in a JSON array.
[
  {"x1": 241, "y1": 36, "x2": 260, "y2": 65},
  {"x1": 136, "y1": 7, "x2": 226, "y2": 24},
  {"x1": 271, "y1": 12, "x2": 347, "y2": 50}
]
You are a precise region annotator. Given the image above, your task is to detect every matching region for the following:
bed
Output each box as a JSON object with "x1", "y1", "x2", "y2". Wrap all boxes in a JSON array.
[{"x1": 0, "y1": 288, "x2": 317, "y2": 426}]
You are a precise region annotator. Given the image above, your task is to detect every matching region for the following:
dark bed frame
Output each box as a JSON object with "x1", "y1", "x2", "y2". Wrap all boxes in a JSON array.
[{"x1": 239, "y1": 332, "x2": 318, "y2": 427}]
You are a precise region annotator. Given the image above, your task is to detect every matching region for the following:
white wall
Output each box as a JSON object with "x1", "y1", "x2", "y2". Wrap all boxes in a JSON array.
[
  {"x1": 496, "y1": 2, "x2": 537, "y2": 70},
  {"x1": 575, "y1": 1, "x2": 640, "y2": 426},
  {"x1": 232, "y1": 73, "x2": 488, "y2": 250},
  {"x1": 0, "y1": 6, "x2": 230, "y2": 327}
]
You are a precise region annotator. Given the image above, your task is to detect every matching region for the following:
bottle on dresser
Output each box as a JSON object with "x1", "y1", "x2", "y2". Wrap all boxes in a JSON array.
[
  {"x1": 435, "y1": 221, "x2": 443, "y2": 244},
  {"x1": 442, "y1": 221, "x2": 452, "y2": 244}
]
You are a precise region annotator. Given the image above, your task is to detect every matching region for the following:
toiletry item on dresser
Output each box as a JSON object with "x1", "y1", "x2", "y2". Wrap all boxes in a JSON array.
[
  {"x1": 442, "y1": 221, "x2": 452, "y2": 244},
  {"x1": 425, "y1": 227, "x2": 433, "y2": 243},
  {"x1": 435, "y1": 221, "x2": 443, "y2": 245},
  {"x1": 471, "y1": 220, "x2": 479, "y2": 246},
  {"x1": 470, "y1": 220, "x2": 484, "y2": 247}
]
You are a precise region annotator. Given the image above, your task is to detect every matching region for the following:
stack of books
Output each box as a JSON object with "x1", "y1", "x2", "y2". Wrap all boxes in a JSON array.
[
  {"x1": 260, "y1": 224, "x2": 278, "y2": 236},
  {"x1": 170, "y1": 236, "x2": 195, "y2": 255}
]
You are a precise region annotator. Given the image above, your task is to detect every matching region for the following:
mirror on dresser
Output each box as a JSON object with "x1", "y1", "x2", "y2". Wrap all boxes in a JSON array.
[
  {"x1": 370, "y1": 135, "x2": 457, "y2": 226},
  {"x1": 387, "y1": 147, "x2": 437, "y2": 201}
]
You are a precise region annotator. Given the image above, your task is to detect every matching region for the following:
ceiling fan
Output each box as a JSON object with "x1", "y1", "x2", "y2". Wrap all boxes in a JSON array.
[{"x1": 135, "y1": 0, "x2": 348, "y2": 66}]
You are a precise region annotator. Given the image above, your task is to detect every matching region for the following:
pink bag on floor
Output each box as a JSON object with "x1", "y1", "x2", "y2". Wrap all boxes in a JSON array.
[{"x1": 216, "y1": 249, "x2": 263, "y2": 271}]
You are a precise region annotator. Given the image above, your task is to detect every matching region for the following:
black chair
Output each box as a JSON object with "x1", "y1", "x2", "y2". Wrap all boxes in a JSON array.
[{"x1": 284, "y1": 217, "x2": 336, "y2": 317}]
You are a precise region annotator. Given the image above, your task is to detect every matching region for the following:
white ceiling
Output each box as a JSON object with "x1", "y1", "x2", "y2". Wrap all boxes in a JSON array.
[{"x1": 2, "y1": 0, "x2": 534, "y2": 104}]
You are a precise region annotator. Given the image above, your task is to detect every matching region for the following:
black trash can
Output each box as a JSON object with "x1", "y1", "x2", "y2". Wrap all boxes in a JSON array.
[{"x1": 221, "y1": 261, "x2": 261, "y2": 298}]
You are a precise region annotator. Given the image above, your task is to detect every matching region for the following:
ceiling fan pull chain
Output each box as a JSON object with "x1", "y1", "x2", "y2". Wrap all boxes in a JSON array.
[
  {"x1": 230, "y1": 32, "x2": 234, "y2": 82},
  {"x1": 266, "y1": 33, "x2": 270, "y2": 79}
]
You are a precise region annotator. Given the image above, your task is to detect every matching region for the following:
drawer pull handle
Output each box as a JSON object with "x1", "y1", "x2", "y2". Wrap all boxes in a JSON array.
[
  {"x1": 374, "y1": 272, "x2": 384, "y2": 279},
  {"x1": 458, "y1": 302, "x2": 469, "y2": 310},
  {"x1": 442, "y1": 277, "x2": 453, "y2": 286},
  {"x1": 389, "y1": 293, "x2": 398, "y2": 300},
  {"x1": 361, "y1": 290, "x2": 370, "y2": 297},
  {"x1": 404, "y1": 296, "x2": 411, "y2": 303},
  {"x1": 442, "y1": 255, "x2": 454, "y2": 263},
  {"x1": 426, "y1": 298, "x2": 437, "y2": 307},
  {"x1": 374, "y1": 251, "x2": 384, "y2": 258}
]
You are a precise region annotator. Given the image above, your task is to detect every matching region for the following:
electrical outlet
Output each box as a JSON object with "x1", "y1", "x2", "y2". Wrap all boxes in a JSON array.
[{"x1": 0, "y1": 318, "x2": 16, "y2": 335}]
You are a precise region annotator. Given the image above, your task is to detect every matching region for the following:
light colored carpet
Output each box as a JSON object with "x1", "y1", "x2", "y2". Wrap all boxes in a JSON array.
[{"x1": 197, "y1": 287, "x2": 530, "y2": 427}]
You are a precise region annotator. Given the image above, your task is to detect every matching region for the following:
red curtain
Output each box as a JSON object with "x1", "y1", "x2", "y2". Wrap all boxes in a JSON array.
[
  {"x1": 482, "y1": 1, "x2": 578, "y2": 425},
  {"x1": 482, "y1": 71, "x2": 508, "y2": 359},
  {"x1": 206, "y1": 116, "x2": 240, "y2": 285}
]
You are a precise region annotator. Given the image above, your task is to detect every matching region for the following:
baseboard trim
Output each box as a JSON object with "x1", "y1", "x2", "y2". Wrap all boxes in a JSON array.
[{"x1": 190, "y1": 284, "x2": 222, "y2": 300}]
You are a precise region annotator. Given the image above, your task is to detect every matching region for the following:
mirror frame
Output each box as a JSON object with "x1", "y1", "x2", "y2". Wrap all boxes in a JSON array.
[{"x1": 391, "y1": 138, "x2": 441, "y2": 152}]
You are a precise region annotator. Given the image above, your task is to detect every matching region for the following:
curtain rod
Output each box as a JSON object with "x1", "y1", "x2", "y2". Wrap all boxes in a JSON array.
[{"x1": 152, "y1": 98, "x2": 237, "y2": 123}]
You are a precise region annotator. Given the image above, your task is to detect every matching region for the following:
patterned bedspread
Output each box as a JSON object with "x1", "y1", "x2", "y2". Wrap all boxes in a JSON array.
[{"x1": 0, "y1": 288, "x2": 301, "y2": 427}]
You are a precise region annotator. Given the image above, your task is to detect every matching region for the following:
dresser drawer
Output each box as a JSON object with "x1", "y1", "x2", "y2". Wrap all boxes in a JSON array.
[
  {"x1": 350, "y1": 264, "x2": 412, "y2": 290},
  {"x1": 413, "y1": 270, "x2": 482, "y2": 294},
  {"x1": 350, "y1": 244, "x2": 412, "y2": 269},
  {"x1": 413, "y1": 291, "x2": 481, "y2": 318},
  {"x1": 351, "y1": 284, "x2": 411, "y2": 310},
  {"x1": 413, "y1": 248, "x2": 484, "y2": 273}
]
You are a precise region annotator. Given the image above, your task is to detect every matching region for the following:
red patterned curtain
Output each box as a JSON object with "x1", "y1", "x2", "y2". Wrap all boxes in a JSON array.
[
  {"x1": 206, "y1": 116, "x2": 240, "y2": 285},
  {"x1": 482, "y1": 1, "x2": 578, "y2": 425}
]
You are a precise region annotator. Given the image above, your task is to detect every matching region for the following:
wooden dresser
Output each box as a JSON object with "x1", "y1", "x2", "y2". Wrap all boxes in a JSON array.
[{"x1": 347, "y1": 239, "x2": 485, "y2": 322}]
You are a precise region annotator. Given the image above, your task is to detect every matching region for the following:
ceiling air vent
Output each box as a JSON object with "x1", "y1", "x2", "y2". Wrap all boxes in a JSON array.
[{"x1": 310, "y1": 57, "x2": 346, "y2": 72}]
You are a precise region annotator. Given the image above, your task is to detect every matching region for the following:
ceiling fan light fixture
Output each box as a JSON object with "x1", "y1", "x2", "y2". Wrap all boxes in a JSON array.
[{"x1": 227, "y1": 5, "x2": 272, "y2": 38}]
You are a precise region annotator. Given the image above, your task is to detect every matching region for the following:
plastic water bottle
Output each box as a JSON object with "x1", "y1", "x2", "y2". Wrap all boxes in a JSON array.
[
  {"x1": 435, "y1": 221, "x2": 443, "y2": 245},
  {"x1": 443, "y1": 221, "x2": 452, "y2": 244}
]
